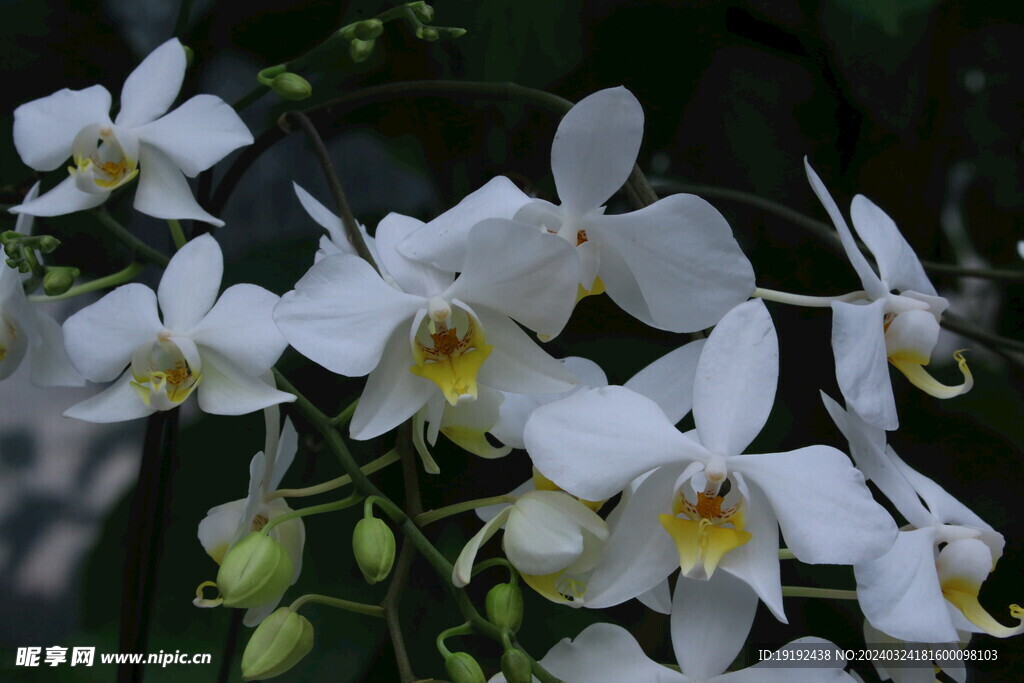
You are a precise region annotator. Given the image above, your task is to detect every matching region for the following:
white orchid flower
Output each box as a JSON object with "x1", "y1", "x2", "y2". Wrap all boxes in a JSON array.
[
  {"x1": 525, "y1": 299, "x2": 896, "y2": 619},
  {"x1": 401, "y1": 87, "x2": 755, "y2": 334},
  {"x1": 62, "y1": 234, "x2": 293, "y2": 422},
  {"x1": 10, "y1": 39, "x2": 252, "y2": 226},
  {"x1": 0, "y1": 183, "x2": 84, "y2": 386},
  {"x1": 823, "y1": 394, "x2": 1021, "y2": 644},
  {"x1": 274, "y1": 207, "x2": 579, "y2": 443},
  {"x1": 291, "y1": 182, "x2": 379, "y2": 266},
  {"x1": 805, "y1": 159, "x2": 971, "y2": 430},
  {"x1": 489, "y1": 579, "x2": 854, "y2": 683},
  {"x1": 198, "y1": 411, "x2": 305, "y2": 626}
]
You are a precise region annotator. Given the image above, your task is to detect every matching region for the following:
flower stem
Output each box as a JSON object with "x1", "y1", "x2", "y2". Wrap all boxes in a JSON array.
[
  {"x1": 167, "y1": 220, "x2": 187, "y2": 249},
  {"x1": 332, "y1": 397, "x2": 359, "y2": 426},
  {"x1": 28, "y1": 262, "x2": 144, "y2": 302},
  {"x1": 415, "y1": 496, "x2": 517, "y2": 526},
  {"x1": 260, "y1": 491, "x2": 363, "y2": 533},
  {"x1": 289, "y1": 593, "x2": 385, "y2": 618},
  {"x1": 781, "y1": 586, "x2": 858, "y2": 600},
  {"x1": 778, "y1": 548, "x2": 796, "y2": 560},
  {"x1": 92, "y1": 209, "x2": 169, "y2": 267},
  {"x1": 753, "y1": 286, "x2": 867, "y2": 308},
  {"x1": 266, "y1": 448, "x2": 399, "y2": 501}
]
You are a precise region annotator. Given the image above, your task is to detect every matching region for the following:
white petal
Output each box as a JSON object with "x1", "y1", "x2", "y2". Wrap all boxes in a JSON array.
[
  {"x1": 854, "y1": 527, "x2": 959, "y2": 643},
  {"x1": 13, "y1": 85, "x2": 112, "y2": 171},
  {"x1": 274, "y1": 254, "x2": 424, "y2": 377},
  {"x1": 477, "y1": 479, "x2": 533, "y2": 523},
  {"x1": 850, "y1": 195, "x2": 936, "y2": 296},
  {"x1": 623, "y1": 340, "x2": 705, "y2": 424},
  {"x1": 524, "y1": 386, "x2": 702, "y2": 501},
  {"x1": 585, "y1": 463, "x2": 684, "y2": 609},
  {"x1": 63, "y1": 283, "x2": 162, "y2": 382},
  {"x1": 635, "y1": 580, "x2": 671, "y2": 614},
  {"x1": 439, "y1": 385, "x2": 510, "y2": 458},
  {"x1": 10, "y1": 176, "x2": 107, "y2": 217},
  {"x1": 730, "y1": 446, "x2": 897, "y2": 564},
  {"x1": 588, "y1": 194, "x2": 755, "y2": 332},
  {"x1": 885, "y1": 309, "x2": 939, "y2": 363},
  {"x1": 196, "y1": 350, "x2": 295, "y2": 415},
  {"x1": 594, "y1": 238, "x2": 653, "y2": 324},
  {"x1": 447, "y1": 219, "x2": 579, "y2": 337},
  {"x1": 552, "y1": 87, "x2": 644, "y2": 218},
  {"x1": 189, "y1": 284, "x2": 286, "y2": 375},
  {"x1": 63, "y1": 371, "x2": 156, "y2": 423},
  {"x1": 719, "y1": 479, "x2": 786, "y2": 622},
  {"x1": 672, "y1": 570, "x2": 758, "y2": 680},
  {"x1": 349, "y1": 328, "x2": 435, "y2": 440},
  {"x1": 197, "y1": 499, "x2": 244, "y2": 562},
  {"x1": 474, "y1": 306, "x2": 577, "y2": 394},
  {"x1": 505, "y1": 492, "x2": 607, "y2": 576},
  {"x1": 727, "y1": 638, "x2": 852, "y2": 682},
  {"x1": 692, "y1": 299, "x2": 777, "y2": 455},
  {"x1": 398, "y1": 176, "x2": 532, "y2": 272},
  {"x1": 453, "y1": 507, "x2": 512, "y2": 586},
  {"x1": 268, "y1": 418, "x2": 299, "y2": 492},
  {"x1": 29, "y1": 310, "x2": 86, "y2": 387},
  {"x1": 890, "y1": 452, "x2": 994, "y2": 534},
  {"x1": 831, "y1": 299, "x2": 898, "y2": 431},
  {"x1": 115, "y1": 38, "x2": 187, "y2": 128},
  {"x1": 157, "y1": 233, "x2": 223, "y2": 331},
  {"x1": 133, "y1": 95, "x2": 253, "y2": 177},
  {"x1": 134, "y1": 143, "x2": 222, "y2": 225},
  {"x1": 537, "y1": 623, "x2": 684, "y2": 683},
  {"x1": 804, "y1": 159, "x2": 886, "y2": 299},
  {"x1": 374, "y1": 212, "x2": 453, "y2": 296}
]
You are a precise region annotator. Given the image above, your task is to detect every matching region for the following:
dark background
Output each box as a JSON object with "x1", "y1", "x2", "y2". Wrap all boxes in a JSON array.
[{"x1": 1, "y1": 0, "x2": 1022, "y2": 680}]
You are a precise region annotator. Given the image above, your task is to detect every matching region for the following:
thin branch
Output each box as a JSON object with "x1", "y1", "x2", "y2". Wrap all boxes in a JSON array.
[{"x1": 92, "y1": 210, "x2": 170, "y2": 268}]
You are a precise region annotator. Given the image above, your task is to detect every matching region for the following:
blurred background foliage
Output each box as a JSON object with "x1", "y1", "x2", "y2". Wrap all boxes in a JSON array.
[{"x1": 0, "y1": 0, "x2": 1022, "y2": 680}]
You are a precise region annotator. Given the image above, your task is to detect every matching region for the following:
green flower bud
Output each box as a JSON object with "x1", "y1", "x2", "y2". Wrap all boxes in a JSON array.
[
  {"x1": 441, "y1": 27, "x2": 468, "y2": 39},
  {"x1": 8, "y1": 259, "x2": 30, "y2": 273},
  {"x1": 3, "y1": 242, "x2": 20, "y2": 257},
  {"x1": 349, "y1": 38, "x2": 376, "y2": 63},
  {"x1": 241, "y1": 607, "x2": 313, "y2": 681},
  {"x1": 42, "y1": 266, "x2": 79, "y2": 296},
  {"x1": 408, "y1": 1, "x2": 435, "y2": 22},
  {"x1": 416, "y1": 26, "x2": 440, "y2": 42},
  {"x1": 37, "y1": 236, "x2": 61, "y2": 253},
  {"x1": 500, "y1": 649, "x2": 533, "y2": 683},
  {"x1": 270, "y1": 73, "x2": 312, "y2": 101},
  {"x1": 0, "y1": 231, "x2": 20, "y2": 246},
  {"x1": 485, "y1": 582, "x2": 523, "y2": 633},
  {"x1": 444, "y1": 652, "x2": 486, "y2": 683},
  {"x1": 352, "y1": 517, "x2": 395, "y2": 584},
  {"x1": 217, "y1": 532, "x2": 294, "y2": 608},
  {"x1": 353, "y1": 19, "x2": 384, "y2": 40}
]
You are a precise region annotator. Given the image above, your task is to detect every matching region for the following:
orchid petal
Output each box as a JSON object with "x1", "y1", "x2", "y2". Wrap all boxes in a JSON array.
[
  {"x1": 672, "y1": 570, "x2": 758, "y2": 680},
  {"x1": 636, "y1": 580, "x2": 672, "y2": 614},
  {"x1": 474, "y1": 306, "x2": 577, "y2": 394},
  {"x1": 198, "y1": 499, "x2": 244, "y2": 564},
  {"x1": 268, "y1": 418, "x2": 299, "y2": 492},
  {"x1": 374, "y1": 212, "x2": 453, "y2": 296},
  {"x1": 29, "y1": 310, "x2": 86, "y2": 387},
  {"x1": 13, "y1": 85, "x2": 112, "y2": 171},
  {"x1": 889, "y1": 451, "x2": 995, "y2": 535},
  {"x1": 537, "y1": 623, "x2": 684, "y2": 683},
  {"x1": 116, "y1": 38, "x2": 186, "y2": 128},
  {"x1": 885, "y1": 309, "x2": 939, "y2": 364},
  {"x1": 850, "y1": 195, "x2": 936, "y2": 296},
  {"x1": 831, "y1": 299, "x2": 898, "y2": 430},
  {"x1": 157, "y1": 233, "x2": 223, "y2": 331},
  {"x1": 134, "y1": 143, "x2": 222, "y2": 225},
  {"x1": 350, "y1": 328, "x2": 435, "y2": 440},
  {"x1": 623, "y1": 340, "x2": 705, "y2": 424},
  {"x1": 188, "y1": 284, "x2": 286, "y2": 375},
  {"x1": 453, "y1": 507, "x2": 512, "y2": 586},
  {"x1": 63, "y1": 370, "x2": 157, "y2": 423},
  {"x1": 719, "y1": 479, "x2": 785, "y2": 622},
  {"x1": 937, "y1": 538, "x2": 1024, "y2": 638},
  {"x1": 505, "y1": 491, "x2": 608, "y2": 576},
  {"x1": 727, "y1": 638, "x2": 853, "y2": 682},
  {"x1": 196, "y1": 350, "x2": 295, "y2": 415},
  {"x1": 10, "y1": 176, "x2": 107, "y2": 217},
  {"x1": 439, "y1": 386, "x2": 510, "y2": 458}
]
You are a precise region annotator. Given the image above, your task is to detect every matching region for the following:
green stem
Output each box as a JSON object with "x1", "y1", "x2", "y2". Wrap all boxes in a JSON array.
[
  {"x1": 415, "y1": 496, "x2": 517, "y2": 526},
  {"x1": 232, "y1": 85, "x2": 267, "y2": 112},
  {"x1": 470, "y1": 557, "x2": 518, "y2": 583},
  {"x1": 436, "y1": 622, "x2": 474, "y2": 659},
  {"x1": 92, "y1": 210, "x2": 169, "y2": 267},
  {"x1": 781, "y1": 586, "x2": 858, "y2": 600},
  {"x1": 266, "y1": 448, "x2": 399, "y2": 501},
  {"x1": 289, "y1": 593, "x2": 384, "y2": 618},
  {"x1": 167, "y1": 220, "x2": 187, "y2": 249},
  {"x1": 332, "y1": 397, "x2": 359, "y2": 426},
  {"x1": 173, "y1": 0, "x2": 195, "y2": 37},
  {"x1": 28, "y1": 262, "x2": 145, "y2": 302},
  {"x1": 261, "y1": 491, "x2": 362, "y2": 533},
  {"x1": 778, "y1": 548, "x2": 796, "y2": 560}
]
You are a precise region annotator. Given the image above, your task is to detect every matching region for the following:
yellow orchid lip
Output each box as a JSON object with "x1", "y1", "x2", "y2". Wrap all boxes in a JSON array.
[
  {"x1": 520, "y1": 569, "x2": 588, "y2": 607},
  {"x1": 410, "y1": 310, "x2": 492, "y2": 405},
  {"x1": 941, "y1": 577, "x2": 1024, "y2": 638},
  {"x1": 661, "y1": 488, "x2": 751, "y2": 580},
  {"x1": 889, "y1": 350, "x2": 973, "y2": 399}
]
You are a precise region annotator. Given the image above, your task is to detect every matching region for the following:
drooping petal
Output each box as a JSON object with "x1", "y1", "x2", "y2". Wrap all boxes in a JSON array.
[
  {"x1": 937, "y1": 538, "x2": 1024, "y2": 638},
  {"x1": 504, "y1": 491, "x2": 608, "y2": 576},
  {"x1": 374, "y1": 212, "x2": 453, "y2": 297},
  {"x1": 831, "y1": 299, "x2": 898, "y2": 430},
  {"x1": 439, "y1": 386, "x2": 511, "y2": 458},
  {"x1": 29, "y1": 310, "x2": 86, "y2": 387},
  {"x1": 198, "y1": 499, "x2": 245, "y2": 564},
  {"x1": 473, "y1": 306, "x2": 577, "y2": 394},
  {"x1": 535, "y1": 623, "x2": 684, "y2": 683},
  {"x1": 524, "y1": 386, "x2": 704, "y2": 502},
  {"x1": 623, "y1": 340, "x2": 705, "y2": 424},
  {"x1": 552, "y1": 87, "x2": 644, "y2": 218},
  {"x1": 188, "y1": 284, "x2": 286, "y2": 375},
  {"x1": 63, "y1": 370, "x2": 157, "y2": 423},
  {"x1": 134, "y1": 143, "x2": 222, "y2": 225},
  {"x1": 672, "y1": 570, "x2": 758, "y2": 680},
  {"x1": 157, "y1": 233, "x2": 223, "y2": 331},
  {"x1": 274, "y1": 254, "x2": 425, "y2": 377},
  {"x1": 692, "y1": 299, "x2": 777, "y2": 455},
  {"x1": 453, "y1": 507, "x2": 512, "y2": 586},
  {"x1": 720, "y1": 477, "x2": 785, "y2": 622},
  {"x1": 133, "y1": 94, "x2": 253, "y2": 177},
  {"x1": 63, "y1": 283, "x2": 162, "y2": 382},
  {"x1": 724, "y1": 638, "x2": 853, "y2": 683},
  {"x1": 13, "y1": 85, "x2": 112, "y2": 171},
  {"x1": 9, "y1": 176, "x2": 107, "y2": 217},
  {"x1": 446, "y1": 219, "x2": 579, "y2": 337},
  {"x1": 398, "y1": 176, "x2": 532, "y2": 272},
  {"x1": 730, "y1": 446, "x2": 897, "y2": 564},
  {"x1": 850, "y1": 195, "x2": 936, "y2": 296},
  {"x1": 854, "y1": 527, "x2": 960, "y2": 643},
  {"x1": 804, "y1": 159, "x2": 887, "y2": 299},
  {"x1": 636, "y1": 580, "x2": 671, "y2": 615},
  {"x1": 196, "y1": 350, "x2": 295, "y2": 415},
  {"x1": 349, "y1": 328, "x2": 435, "y2": 440},
  {"x1": 588, "y1": 194, "x2": 755, "y2": 333},
  {"x1": 115, "y1": 38, "x2": 187, "y2": 128},
  {"x1": 268, "y1": 418, "x2": 300, "y2": 492}
]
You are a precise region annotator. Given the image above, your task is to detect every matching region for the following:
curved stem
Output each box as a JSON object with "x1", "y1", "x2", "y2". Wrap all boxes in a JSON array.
[
  {"x1": 415, "y1": 496, "x2": 517, "y2": 526},
  {"x1": 92, "y1": 209, "x2": 169, "y2": 267},
  {"x1": 289, "y1": 593, "x2": 385, "y2": 618},
  {"x1": 753, "y1": 286, "x2": 866, "y2": 308},
  {"x1": 28, "y1": 262, "x2": 144, "y2": 302},
  {"x1": 261, "y1": 491, "x2": 362, "y2": 533},
  {"x1": 781, "y1": 586, "x2": 858, "y2": 600},
  {"x1": 332, "y1": 397, "x2": 359, "y2": 426},
  {"x1": 266, "y1": 448, "x2": 399, "y2": 501}
]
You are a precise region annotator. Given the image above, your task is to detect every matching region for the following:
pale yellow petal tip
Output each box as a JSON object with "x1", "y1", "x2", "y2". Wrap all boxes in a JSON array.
[
  {"x1": 942, "y1": 585, "x2": 1024, "y2": 638},
  {"x1": 520, "y1": 571, "x2": 587, "y2": 608},
  {"x1": 889, "y1": 349, "x2": 973, "y2": 399},
  {"x1": 193, "y1": 580, "x2": 223, "y2": 608}
]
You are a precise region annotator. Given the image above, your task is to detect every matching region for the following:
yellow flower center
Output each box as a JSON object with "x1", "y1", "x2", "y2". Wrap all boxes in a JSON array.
[
  {"x1": 660, "y1": 485, "x2": 751, "y2": 580},
  {"x1": 69, "y1": 126, "x2": 139, "y2": 192},
  {"x1": 410, "y1": 311, "x2": 492, "y2": 405},
  {"x1": 130, "y1": 339, "x2": 203, "y2": 409}
]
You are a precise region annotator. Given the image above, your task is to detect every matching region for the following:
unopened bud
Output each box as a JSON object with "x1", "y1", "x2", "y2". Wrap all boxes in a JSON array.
[
  {"x1": 4, "y1": 242, "x2": 19, "y2": 257},
  {"x1": 416, "y1": 26, "x2": 439, "y2": 42},
  {"x1": 7, "y1": 258, "x2": 29, "y2": 273},
  {"x1": 0, "y1": 231, "x2": 20, "y2": 246},
  {"x1": 441, "y1": 27, "x2": 468, "y2": 39},
  {"x1": 270, "y1": 73, "x2": 312, "y2": 101},
  {"x1": 42, "y1": 266, "x2": 79, "y2": 296},
  {"x1": 352, "y1": 517, "x2": 395, "y2": 584},
  {"x1": 37, "y1": 236, "x2": 61, "y2": 253},
  {"x1": 408, "y1": 1, "x2": 435, "y2": 22},
  {"x1": 445, "y1": 652, "x2": 486, "y2": 683},
  {"x1": 241, "y1": 607, "x2": 313, "y2": 681},
  {"x1": 353, "y1": 19, "x2": 384, "y2": 40},
  {"x1": 349, "y1": 38, "x2": 376, "y2": 63},
  {"x1": 217, "y1": 532, "x2": 294, "y2": 608},
  {"x1": 485, "y1": 582, "x2": 523, "y2": 633},
  {"x1": 500, "y1": 649, "x2": 533, "y2": 683}
]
